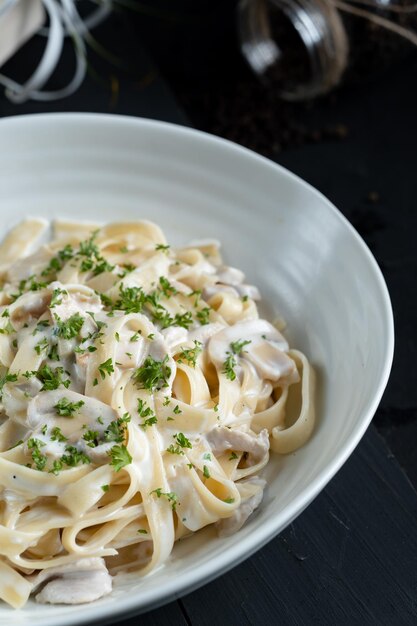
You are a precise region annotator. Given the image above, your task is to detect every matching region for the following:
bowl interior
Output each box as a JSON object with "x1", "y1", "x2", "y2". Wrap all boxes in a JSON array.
[{"x1": 0, "y1": 114, "x2": 393, "y2": 626}]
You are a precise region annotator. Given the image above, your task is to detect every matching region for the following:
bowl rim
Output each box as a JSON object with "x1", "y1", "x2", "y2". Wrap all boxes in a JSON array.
[{"x1": 0, "y1": 112, "x2": 395, "y2": 625}]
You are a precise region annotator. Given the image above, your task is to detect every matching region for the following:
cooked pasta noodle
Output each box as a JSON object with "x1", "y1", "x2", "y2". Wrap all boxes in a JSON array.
[{"x1": 0, "y1": 219, "x2": 315, "y2": 608}]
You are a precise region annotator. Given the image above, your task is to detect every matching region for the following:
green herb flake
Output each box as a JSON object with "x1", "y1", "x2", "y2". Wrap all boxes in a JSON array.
[
  {"x1": 133, "y1": 355, "x2": 171, "y2": 391},
  {"x1": 109, "y1": 444, "x2": 132, "y2": 472},
  {"x1": 230, "y1": 339, "x2": 251, "y2": 355},
  {"x1": 203, "y1": 465, "x2": 210, "y2": 479},
  {"x1": 37, "y1": 365, "x2": 70, "y2": 391},
  {"x1": 174, "y1": 432, "x2": 192, "y2": 449},
  {"x1": 35, "y1": 337, "x2": 49, "y2": 355},
  {"x1": 61, "y1": 445, "x2": 90, "y2": 467},
  {"x1": 177, "y1": 341, "x2": 202, "y2": 368},
  {"x1": 222, "y1": 353, "x2": 237, "y2": 381},
  {"x1": 101, "y1": 484, "x2": 110, "y2": 492},
  {"x1": 55, "y1": 313, "x2": 84, "y2": 340},
  {"x1": 98, "y1": 358, "x2": 114, "y2": 380},
  {"x1": 196, "y1": 307, "x2": 210, "y2": 326},
  {"x1": 54, "y1": 398, "x2": 85, "y2": 417},
  {"x1": 150, "y1": 488, "x2": 179, "y2": 511},
  {"x1": 159, "y1": 276, "x2": 178, "y2": 298},
  {"x1": 50, "y1": 288, "x2": 67, "y2": 308},
  {"x1": 166, "y1": 444, "x2": 184, "y2": 455}
]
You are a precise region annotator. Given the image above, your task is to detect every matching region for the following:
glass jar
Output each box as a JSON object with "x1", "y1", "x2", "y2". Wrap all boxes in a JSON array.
[{"x1": 238, "y1": 0, "x2": 417, "y2": 100}]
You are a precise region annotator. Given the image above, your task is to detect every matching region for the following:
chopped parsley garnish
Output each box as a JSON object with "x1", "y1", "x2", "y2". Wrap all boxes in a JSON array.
[
  {"x1": 83, "y1": 429, "x2": 100, "y2": 447},
  {"x1": 196, "y1": 307, "x2": 210, "y2": 325},
  {"x1": 150, "y1": 488, "x2": 179, "y2": 511},
  {"x1": 137, "y1": 529, "x2": 148, "y2": 534},
  {"x1": 35, "y1": 337, "x2": 49, "y2": 355},
  {"x1": 155, "y1": 243, "x2": 170, "y2": 253},
  {"x1": 0, "y1": 320, "x2": 15, "y2": 335},
  {"x1": 50, "y1": 288, "x2": 67, "y2": 308},
  {"x1": 79, "y1": 230, "x2": 100, "y2": 258},
  {"x1": 98, "y1": 358, "x2": 114, "y2": 379},
  {"x1": 55, "y1": 313, "x2": 84, "y2": 339},
  {"x1": 203, "y1": 465, "x2": 210, "y2": 479},
  {"x1": 203, "y1": 453, "x2": 211, "y2": 460},
  {"x1": 41, "y1": 245, "x2": 74, "y2": 277},
  {"x1": 172, "y1": 311, "x2": 193, "y2": 329},
  {"x1": 137, "y1": 400, "x2": 157, "y2": 429},
  {"x1": 48, "y1": 343, "x2": 60, "y2": 361},
  {"x1": 1, "y1": 309, "x2": 9, "y2": 317},
  {"x1": 142, "y1": 415, "x2": 158, "y2": 429},
  {"x1": 224, "y1": 497, "x2": 235, "y2": 504},
  {"x1": 177, "y1": 341, "x2": 202, "y2": 368},
  {"x1": 37, "y1": 365, "x2": 70, "y2": 391},
  {"x1": 173, "y1": 405, "x2": 182, "y2": 415},
  {"x1": 104, "y1": 414, "x2": 130, "y2": 443},
  {"x1": 0, "y1": 372, "x2": 18, "y2": 399},
  {"x1": 159, "y1": 276, "x2": 178, "y2": 298},
  {"x1": 50, "y1": 427, "x2": 68, "y2": 442},
  {"x1": 101, "y1": 484, "x2": 110, "y2": 492},
  {"x1": 166, "y1": 444, "x2": 184, "y2": 455},
  {"x1": 229, "y1": 452, "x2": 238, "y2": 460},
  {"x1": 113, "y1": 284, "x2": 146, "y2": 314},
  {"x1": 222, "y1": 353, "x2": 237, "y2": 381},
  {"x1": 163, "y1": 396, "x2": 171, "y2": 406},
  {"x1": 109, "y1": 444, "x2": 132, "y2": 472},
  {"x1": 189, "y1": 289, "x2": 202, "y2": 307},
  {"x1": 49, "y1": 460, "x2": 63, "y2": 475},
  {"x1": 61, "y1": 445, "x2": 90, "y2": 467},
  {"x1": 174, "y1": 432, "x2": 192, "y2": 449},
  {"x1": 230, "y1": 339, "x2": 251, "y2": 355},
  {"x1": 130, "y1": 331, "x2": 141, "y2": 342},
  {"x1": 27, "y1": 438, "x2": 47, "y2": 471},
  {"x1": 133, "y1": 355, "x2": 171, "y2": 391},
  {"x1": 54, "y1": 397, "x2": 85, "y2": 417}
]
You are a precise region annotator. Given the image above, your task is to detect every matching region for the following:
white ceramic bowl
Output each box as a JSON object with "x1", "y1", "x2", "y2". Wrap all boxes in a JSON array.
[{"x1": 0, "y1": 114, "x2": 394, "y2": 626}]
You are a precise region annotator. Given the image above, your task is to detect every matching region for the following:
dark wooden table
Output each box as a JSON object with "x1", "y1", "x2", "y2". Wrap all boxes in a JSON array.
[{"x1": 1, "y1": 12, "x2": 417, "y2": 625}]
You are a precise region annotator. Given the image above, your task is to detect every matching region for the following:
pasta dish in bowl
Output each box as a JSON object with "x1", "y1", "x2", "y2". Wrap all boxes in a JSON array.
[{"x1": 0, "y1": 218, "x2": 314, "y2": 608}]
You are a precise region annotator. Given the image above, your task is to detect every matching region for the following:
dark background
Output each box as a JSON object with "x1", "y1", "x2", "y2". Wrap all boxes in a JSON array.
[{"x1": 1, "y1": 2, "x2": 417, "y2": 622}]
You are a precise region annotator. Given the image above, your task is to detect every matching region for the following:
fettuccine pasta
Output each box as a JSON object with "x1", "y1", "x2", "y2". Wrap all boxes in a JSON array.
[{"x1": 0, "y1": 219, "x2": 315, "y2": 608}]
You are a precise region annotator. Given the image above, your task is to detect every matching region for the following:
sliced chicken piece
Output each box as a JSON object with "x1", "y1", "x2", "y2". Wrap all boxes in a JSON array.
[
  {"x1": 208, "y1": 319, "x2": 298, "y2": 383},
  {"x1": 32, "y1": 558, "x2": 112, "y2": 605},
  {"x1": 6, "y1": 247, "x2": 53, "y2": 284},
  {"x1": 161, "y1": 326, "x2": 188, "y2": 350},
  {"x1": 216, "y1": 477, "x2": 266, "y2": 537},
  {"x1": 216, "y1": 266, "x2": 245, "y2": 285},
  {"x1": 207, "y1": 426, "x2": 270, "y2": 465},
  {"x1": 188, "y1": 322, "x2": 226, "y2": 346},
  {"x1": 27, "y1": 389, "x2": 116, "y2": 430}
]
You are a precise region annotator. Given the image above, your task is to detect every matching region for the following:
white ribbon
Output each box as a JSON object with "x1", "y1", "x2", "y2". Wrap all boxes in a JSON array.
[{"x1": 0, "y1": 0, "x2": 111, "y2": 103}]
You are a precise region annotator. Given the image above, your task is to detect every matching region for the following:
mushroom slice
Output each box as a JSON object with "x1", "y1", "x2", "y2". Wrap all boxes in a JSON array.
[
  {"x1": 207, "y1": 426, "x2": 270, "y2": 465},
  {"x1": 216, "y1": 476, "x2": 266, "y2": 537},
  {"x1": 32, "y1": 558, "x2": 112, "y2": 605}
]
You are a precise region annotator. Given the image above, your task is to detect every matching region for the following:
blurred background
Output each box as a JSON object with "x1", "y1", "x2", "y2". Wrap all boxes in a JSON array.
[{"x1": 1, "y1": 0, "x2": 417, "y2": 485}]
